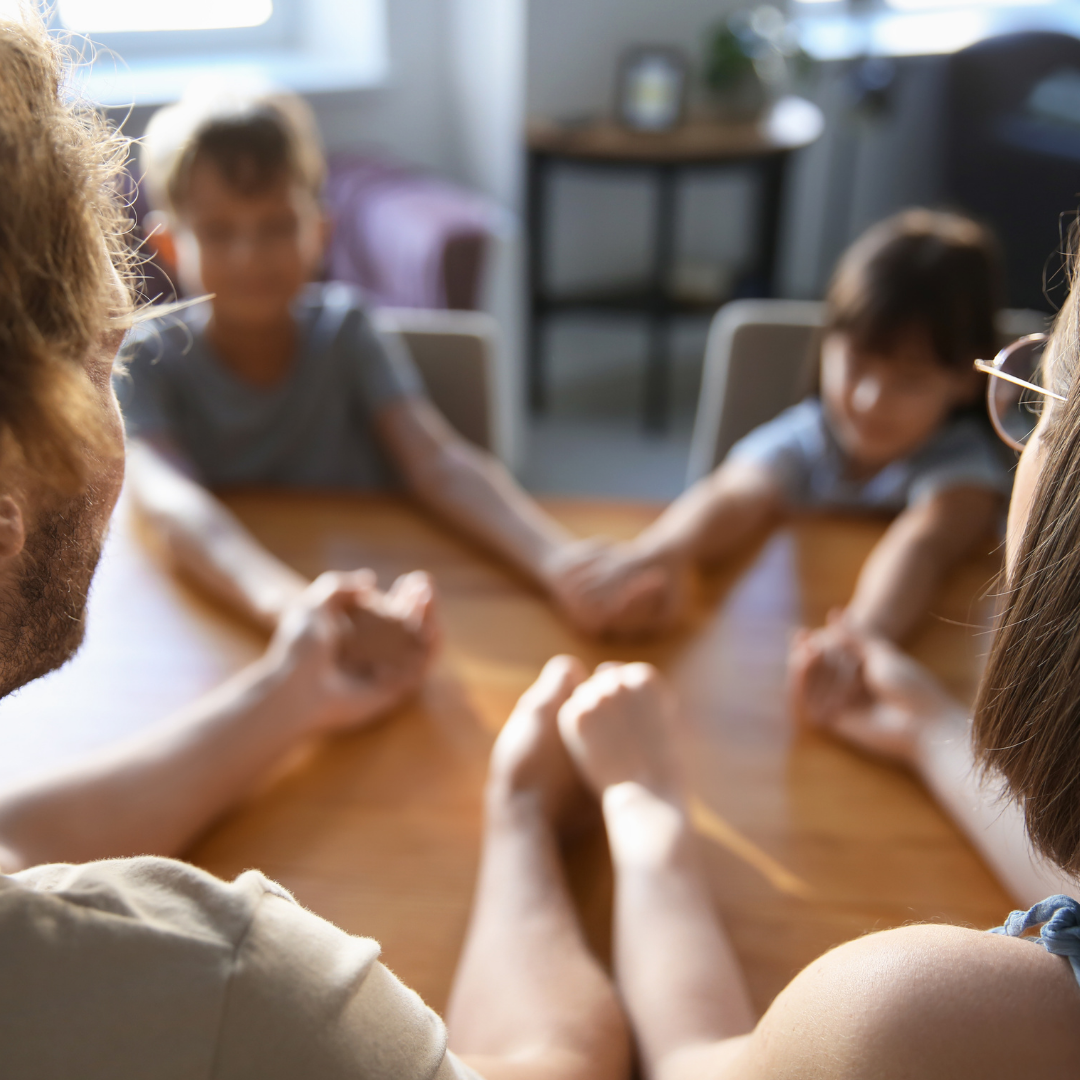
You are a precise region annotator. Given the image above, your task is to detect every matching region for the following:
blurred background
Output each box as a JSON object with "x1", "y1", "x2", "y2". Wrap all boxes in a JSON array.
[{"x1": 54, "y1": 0, "x2": 1080, "y2": 498}]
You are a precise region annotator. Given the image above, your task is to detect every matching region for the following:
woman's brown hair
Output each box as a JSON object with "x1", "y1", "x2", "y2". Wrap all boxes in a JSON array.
[
  {"x1": 0, "y1": 14, "x2": 134, "y2": 490},
  {"x1": 973, "y1": 221, "x2": 1080, "y2": 875}
]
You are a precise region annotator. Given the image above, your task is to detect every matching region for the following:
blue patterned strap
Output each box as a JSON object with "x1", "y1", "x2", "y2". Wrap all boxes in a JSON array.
[{"x1": 989, "y1": 894, "x2": 1080, "y2": 984}]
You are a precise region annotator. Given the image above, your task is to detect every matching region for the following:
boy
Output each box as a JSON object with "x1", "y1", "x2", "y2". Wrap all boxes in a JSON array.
[{"x1": 120, "y1": 88, "x2": 662, "y2": 636}]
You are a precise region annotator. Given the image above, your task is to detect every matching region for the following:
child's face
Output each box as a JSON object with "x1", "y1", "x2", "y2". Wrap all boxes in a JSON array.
[
  {"x1": 820, "y1": 329, "x2": 980, "y2": 469},
  {"x1": 170, "y1": 158, "x2": 326, "y2": 328}
]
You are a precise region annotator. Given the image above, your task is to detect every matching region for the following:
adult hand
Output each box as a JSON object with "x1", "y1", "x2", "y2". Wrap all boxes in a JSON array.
[
  {"x1": 792, "y1": 625, "x2": 965, "y2": 768},
  {"x1": 546, "y1": 539, "x2": 691, "y2": 639},
  {"x1": 787, "y1": 609, "x2": 868, "y2": 728},
  {"x1": 266, "y1": 569, "x2": 438, "y2": 736},
  {"x1": 557, "y1": 662, "x2": 685, "y2": 802}
]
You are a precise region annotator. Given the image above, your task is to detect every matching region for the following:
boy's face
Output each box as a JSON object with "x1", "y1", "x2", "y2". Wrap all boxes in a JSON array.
[
  {"x1": 169, "y1": 158, "x2": 326, "y2": 328},
  {"x1": 820, "y1": 328, "x2": 981, "y2": 470}
]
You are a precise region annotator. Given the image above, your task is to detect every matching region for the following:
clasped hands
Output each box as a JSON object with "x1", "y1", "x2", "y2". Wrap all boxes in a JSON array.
[
  {"x1": 255, "y1": 552, "x2": 963, "y2": 776},
  {"x1": 545, "y1": 537, "x2": 693, "y2": 639},
  {"x1": 788, "y1": 611, "x2": 968, "y2": 768},
  {"x1": 263, "y1": 568, "x2": 439, "y2": 737}
]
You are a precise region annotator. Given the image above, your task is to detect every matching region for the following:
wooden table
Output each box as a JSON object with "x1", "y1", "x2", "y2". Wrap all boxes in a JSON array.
[
  {"x1": 0, "y1": 491, "x2": 1011, "y2": 1015},
  {"x1": 525, "y1": 96, "x2": 825, "y2": 428}
]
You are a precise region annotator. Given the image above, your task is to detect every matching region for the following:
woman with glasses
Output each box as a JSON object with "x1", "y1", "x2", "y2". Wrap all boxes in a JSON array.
[{"x1": 530, "y1": 285, "x2": 1080, "y2": 1077}]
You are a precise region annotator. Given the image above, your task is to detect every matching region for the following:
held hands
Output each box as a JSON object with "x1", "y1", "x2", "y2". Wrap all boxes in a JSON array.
[
  {"x1": 488, "y1": 657, "x2": 687, "y2": 821},
  {"x1": 789, "y1": 619, "x2": 965, "y2": 768},
  {"x1": 787, "y1": 609, "x2": 868, "y2": 729},
  {"x1": 545, "y1": 538, "x2": 692, "y2": 639},
  {"x1": 265, "y1": 569, "x2": 438, "y2": 737}
]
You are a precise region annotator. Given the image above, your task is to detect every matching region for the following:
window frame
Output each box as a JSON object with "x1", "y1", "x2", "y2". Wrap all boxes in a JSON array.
[{"x1": 57, "y1": 0, "x2": 301, "y2": 60}]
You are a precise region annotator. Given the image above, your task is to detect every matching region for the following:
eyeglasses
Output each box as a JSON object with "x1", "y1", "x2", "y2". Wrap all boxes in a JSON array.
[{"x1": 973, "y1": 334, "x2": 1065, "y2": 451}]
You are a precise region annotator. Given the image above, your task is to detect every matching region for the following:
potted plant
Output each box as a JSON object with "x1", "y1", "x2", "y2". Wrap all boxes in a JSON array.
[{"x1": 703, "y1": 5, "x2": 810, "y2": 121}]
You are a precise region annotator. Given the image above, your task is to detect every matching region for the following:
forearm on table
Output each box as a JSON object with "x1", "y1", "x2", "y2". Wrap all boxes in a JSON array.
[
  {"x1": 913, "y1": 718, "x2": 1078, "y2": 909},
  {"x1": 632, "y1": 465, "x2": 782, "y2": 569},
  {"x1": 603, "y1": 783, "x2": 754, "y2": 1080},
  {"x1": 409, "y1": 443, "x2": 574, "y2": 590},
  {"x1": 128, "y1": 443, "x2": 307, "y2": 630},
  {"x1": 844, "y1": 531, "x2": 953, "y2": 642},
  {"x1": 0, "y1": 659, "x2": 310, "y2": 870},
  {"x1": 847, "y1": 491, "x2": 1001, "y2": 642},
  {"x1": 448, "y1": 797, "x2": 628, "y2": 1080}
]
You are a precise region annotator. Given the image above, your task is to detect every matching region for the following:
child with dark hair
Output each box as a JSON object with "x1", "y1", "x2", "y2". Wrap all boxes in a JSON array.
[
  {"x1": 567, "y1": 210, "x2": 1013, "y2": 685},
  {"x1": 119, "y1": 86, "x2": 665, "y2": 637}
]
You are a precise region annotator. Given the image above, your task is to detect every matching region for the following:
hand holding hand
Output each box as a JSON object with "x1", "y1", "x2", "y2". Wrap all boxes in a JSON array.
[
  {"x1": 791, "y1": 623, "x2": 965, "y2": 768},
  {"x1": 546, "y1": 539, "x2": 691, "y2": 639},
  {"x1": 557, "y1": 662, "x2": 685, "y2": 802},
  {"x1": 267, "y1": 569, "x2": 438, "y2": 736},
  {"x1": 787, "y1": 610, "x2": 868, "y2": 728}
]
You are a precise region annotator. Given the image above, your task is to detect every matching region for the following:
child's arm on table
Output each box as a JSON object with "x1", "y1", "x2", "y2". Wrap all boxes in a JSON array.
[
  {"x1": 126, "y1": 439, "x2": 309, "y2": 631},
  {"x1": 797, "y1": 631, "x2": 1075, "y2": 908},
  {"x1": 791, "y1": 485, "x2": 1001, "y2": 724},
  {"x1": 551, "y1": 462, "x2": 785, "y2": 638},
  {"x1": 844, "y1": 484, "x2": 1002, "y2": 641},
  {"x1": 376, "y1": 396, "x2": 672, "y2": 635}
]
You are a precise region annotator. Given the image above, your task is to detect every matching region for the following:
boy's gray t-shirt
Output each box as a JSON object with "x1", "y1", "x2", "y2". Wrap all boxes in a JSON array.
[
  {"x1": 727, "y1": 397, "x2": 1014, "y2": 512},
  {"x1": 116, "y1": 282, "x2": 423, "y2": 489}
]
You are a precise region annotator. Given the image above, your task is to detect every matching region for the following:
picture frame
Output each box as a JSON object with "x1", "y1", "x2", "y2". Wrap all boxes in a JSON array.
[{"x1": 616, "y1": 46, "x2": 689, "y2": 132}]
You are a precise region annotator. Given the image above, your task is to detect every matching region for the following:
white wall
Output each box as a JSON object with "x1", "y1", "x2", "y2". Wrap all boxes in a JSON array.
[
  {"x1": 525, "y1": 0, "x2": 760, "y2": 296},
  {"x1": 309, "y1": 0, "x2": 456, "y2": 174}
]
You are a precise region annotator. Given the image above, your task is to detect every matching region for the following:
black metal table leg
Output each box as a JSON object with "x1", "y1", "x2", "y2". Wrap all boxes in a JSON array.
[
  {"x1": 644, "y1": 163, "x2": 678, "y2": 432},
  {"x1": 756, "y1": 152, "x2": 787, "y2": 297},
  {"x1": 526, "y1": 151, "x2": 549, "y2": 414}
]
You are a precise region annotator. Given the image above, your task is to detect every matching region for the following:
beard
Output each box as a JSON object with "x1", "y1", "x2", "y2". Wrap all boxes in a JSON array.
[{"x1": 0, "y1": 490, "x2": 105, "y2": 700}]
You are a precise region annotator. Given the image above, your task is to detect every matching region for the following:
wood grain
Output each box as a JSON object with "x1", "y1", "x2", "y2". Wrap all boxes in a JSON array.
[{"x1": 0, "y1": 490, "x2": 1011, "y2": 1016}]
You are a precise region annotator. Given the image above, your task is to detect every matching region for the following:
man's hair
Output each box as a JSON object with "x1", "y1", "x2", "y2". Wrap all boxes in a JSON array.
[
  {"x1": 825, "y1": 209, "x2": 1004, "y2": 370},
  {"x1": 0, "y1": 16, "x2": 134, "y2": 490},
  {"x1": 973, "y1": 221, "x2": 1080, "y2": 875},
  {"x1": 140, "y1": 86, "x2": 326, "y2": 216}
]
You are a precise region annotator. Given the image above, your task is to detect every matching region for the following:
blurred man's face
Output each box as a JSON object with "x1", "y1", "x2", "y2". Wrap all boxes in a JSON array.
[
  {"x1": 171, "y1": 158, "x2": 326, "y2": 333},
  {"x1": 0, "y1": 323, "x2": 127, "y2": 698}
]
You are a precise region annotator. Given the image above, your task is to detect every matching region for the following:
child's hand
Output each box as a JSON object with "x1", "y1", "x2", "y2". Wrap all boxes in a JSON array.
[
  {"x1": 557, "y1": 662, "x2": 685, "y2": 801},
  {"x1": 546, "y1": 539, "x2": 690, "y2": 638},
  {"x1": 788, "y1": 610, "x2": 869, "y2": 728},
  {"x1": 266, "y1": 569, "x2": 438, "y2": 736},
  {"x1": 790, "y1": 620, "x2": 964, "y2": 768}
]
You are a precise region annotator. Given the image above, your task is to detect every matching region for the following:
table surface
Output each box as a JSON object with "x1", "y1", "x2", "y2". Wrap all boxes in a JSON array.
[
  {"x1": 527, "y1": 95, "x2": 825, "y2": 163},
  {"x1": 0, "y1": 491, "x2": 1012, "y2": 1015}
]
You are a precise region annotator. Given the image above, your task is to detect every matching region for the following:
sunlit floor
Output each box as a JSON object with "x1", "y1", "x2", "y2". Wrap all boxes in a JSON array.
[{"x1": 519, "y1": 315, "x2": 709, "y2": 501}]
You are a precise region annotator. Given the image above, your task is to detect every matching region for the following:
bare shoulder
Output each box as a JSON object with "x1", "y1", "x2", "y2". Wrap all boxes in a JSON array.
[{"x1": 719, "y1": 923, "x2": 1080, "y2": 1080}]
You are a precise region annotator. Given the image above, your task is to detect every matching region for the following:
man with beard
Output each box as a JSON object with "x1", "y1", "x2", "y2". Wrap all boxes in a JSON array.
[{"x1": 0, "y1": 16, "x2": 629, "y2": 1080}]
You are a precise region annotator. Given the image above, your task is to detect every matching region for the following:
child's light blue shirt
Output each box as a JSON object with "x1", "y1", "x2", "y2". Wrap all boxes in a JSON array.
[{"x1": 726, "y1": 398, "x2": 1014, "y2": 512}]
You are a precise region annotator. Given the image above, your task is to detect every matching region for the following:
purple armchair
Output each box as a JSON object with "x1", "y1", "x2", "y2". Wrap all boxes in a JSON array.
[
  {"x1": 325, "y1": 154, "x2": 496, "y2": 311},
  {"x1": 129, "y1": 154, "x2": 497, "y2": 312}
]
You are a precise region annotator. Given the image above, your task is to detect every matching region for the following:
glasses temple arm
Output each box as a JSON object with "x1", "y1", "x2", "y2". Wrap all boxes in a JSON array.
[{"x1": 973, "y1": 360, "x2": 1067, "y2": 403}]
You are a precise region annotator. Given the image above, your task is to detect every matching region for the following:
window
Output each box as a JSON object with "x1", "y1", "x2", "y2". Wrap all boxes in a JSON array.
[
  {"x1": 883, "y1": 0, "x2": 1053, "y2": 9},
  {"x1": 56, "y1": 0, "x2": 298, "y2": 60},
  {"x1": 58, "y1": 0, "x2": 273, "y2": 33},
  {"x1": 52, "y1": 0, "x2": 389, "y2": 107}
]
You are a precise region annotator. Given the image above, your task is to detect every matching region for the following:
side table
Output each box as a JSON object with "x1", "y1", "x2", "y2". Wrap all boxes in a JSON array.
[{"x1": 526, "y1": 95, "x2": 825, "y2": 430}]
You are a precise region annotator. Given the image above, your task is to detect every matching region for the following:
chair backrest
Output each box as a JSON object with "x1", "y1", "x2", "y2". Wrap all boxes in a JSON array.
[
  {"x1": 372, "y1": 307, "x2": 497, "y2": 451},
  {"x1": 686, "y1": 299, "x2": 1051, "y2": 486},
  {"x1": 687, "y1": 300, "x2": 824, "y2": 485}
]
